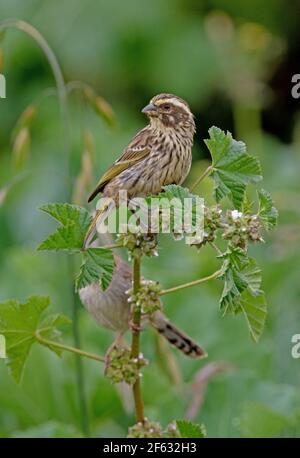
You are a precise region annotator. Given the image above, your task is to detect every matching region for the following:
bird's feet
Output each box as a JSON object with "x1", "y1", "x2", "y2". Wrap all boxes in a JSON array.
[{"x1": 128, "y1": 319, "x2": 142, "y2": 333}]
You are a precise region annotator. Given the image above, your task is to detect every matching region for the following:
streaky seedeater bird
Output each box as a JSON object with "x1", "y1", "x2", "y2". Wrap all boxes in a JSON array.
[
  {"x1": 79, "y1": 254, "x2": 207, "y2": 359},
  {"x1": 84, "y1": 93, "x2": 196, "y2": 247}
]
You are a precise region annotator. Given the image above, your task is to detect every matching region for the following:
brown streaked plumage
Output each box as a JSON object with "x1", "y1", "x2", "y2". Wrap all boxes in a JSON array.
[
  {"x1": 84, "y1": 93, "x2": 196, "y2": 247},
  {"x1": 79, "y1": 253, "x2": 206, "y2": 359}
]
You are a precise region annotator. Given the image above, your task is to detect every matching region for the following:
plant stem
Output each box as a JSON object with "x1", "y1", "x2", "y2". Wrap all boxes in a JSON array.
[
  {"x1": 101, "y1": 243, "x2": 123, "y2": 250},
  {"x1": 130, "y1": 255, "x2": 145, "y2": 423},
  {"x1": 0, "y1": 20, "x2": 65, "y2": 102},
  {"x1": 160, "y1": 268, "x2": 223, "y2": 296},
  {"x1": 35, "y1": 332, "x2": 105, "y2": 363},
  {"x1": 210, "y1": 242, "x2": 223, "y2": 256},
  {"x1": 0, "y1": 19, "x2": 89, "y2": 436},
  {"x1": 190, "y1": 165, "x2": 213, "y2": 192}
]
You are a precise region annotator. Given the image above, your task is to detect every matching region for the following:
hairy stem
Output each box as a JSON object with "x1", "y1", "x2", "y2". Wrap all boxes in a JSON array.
[
  {"x1": 0, "y1": 19, "x2": 89, "y2": 436},
  {"x1": 35, "y1": 332, "x2": 105, "y2": 363},
  {"x1": 190, "y1": 165, "x2": 213, "y2": 192},
  {"x1": 100, "y1": 243, "x2": 123, "y2": 250},
  {"x1": 130, "y1": 255, "x2": 145, "y2": 423},
  {"x1": 160, "y1": 268, "x2": 223, "y2": 296}
]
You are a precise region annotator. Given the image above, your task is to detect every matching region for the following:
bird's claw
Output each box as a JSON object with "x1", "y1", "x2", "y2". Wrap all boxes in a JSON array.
[{"x1": 129, "y1": 319, "x2": 142, "y2": 332}]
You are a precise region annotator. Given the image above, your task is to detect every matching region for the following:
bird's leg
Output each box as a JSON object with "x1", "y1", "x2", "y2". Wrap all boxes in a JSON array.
[{"x1": 104, "y1": 330, "x2": 125, "y2": 372}]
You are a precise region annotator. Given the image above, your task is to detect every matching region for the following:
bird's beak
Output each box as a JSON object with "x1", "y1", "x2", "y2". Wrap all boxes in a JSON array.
[{"x1": 142, "y1": 103, "x2": 158, "y2": 116}]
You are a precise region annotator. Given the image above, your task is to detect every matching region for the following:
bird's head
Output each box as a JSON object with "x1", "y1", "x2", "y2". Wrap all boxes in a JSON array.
[{"x1": 142, "y1": 93, "x2": 195, "y2": 132}]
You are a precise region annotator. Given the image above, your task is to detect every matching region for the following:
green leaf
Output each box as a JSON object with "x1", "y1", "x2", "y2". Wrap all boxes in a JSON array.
[
  {"x1": 220, "y1": 247, "x2": 262, "y2": 309},
  {"x1": 38, "y1": 203, "x2": 92, "y2": 251},
  {"x1": 38, "y1": 313, "x2": 71, "y2": 355},
  {"x1": 258, "y1": 189, "x2": 278, "y2": 230},
  {"x1": 75, "y1": 247, "x2": 114, "y2": 291},
  {"x1": 0, "y1": 296, "x2": 70, "y2": 383},
  {"x1": 205, "y1": 126, "x2": 262, "y2": 209},
  {"x1": 219, "y1": 246, "x2": 266, "y2": 341},
  {"x1": 145, "y1": 185, "x2": 203, "y2": 234},
  {"x1": 240, "y1": 291, "x2": 267, "y2": 343},
  {"x1": 242, "y1": 258, "x2": 262, "y2": 295},
  {"x1": 176, "y1": 420, "x2": 207, "y2": 438},
  {"x1": 38, "y1": 203, "x2": 114, "y2": 290},
  {"x1": 162, "y1": 184, "x2": 196, "y2": 200}
]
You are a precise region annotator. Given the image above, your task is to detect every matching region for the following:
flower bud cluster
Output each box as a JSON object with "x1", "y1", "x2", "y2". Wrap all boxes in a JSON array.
[
  {"x1": 128, "y1": 418, "x2": 163, "y2": 438},
  {"x1": 191, "y1": 205, "x2": 222, "y2": 248},
  {"x1": 106, "y1": 347, "x2": 148, "y2": 385},
  {"x1": 223, "y1": 210, "x2": 263, "y2": 249},
  {"x1": 118, "y1": 232, "x2": 158, "y2": 258},
  {"x1": 128, "y1": 280, "x2": 162, "y2": 315}
]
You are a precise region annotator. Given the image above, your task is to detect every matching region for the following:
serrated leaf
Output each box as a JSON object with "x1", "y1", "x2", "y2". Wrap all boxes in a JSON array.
[
  {"x1": 145, "y1": 184, "x2": 203, "y2": 234},
  {"x1": 162, "y1": 184, "x2": 196, "y2": 200},
  {"x1": 75, "y1": 247, "x2": 114, "y2": 291},
  {"x1": 258, "y1": 189, "x2": 278, "y2": 230},
  {"x1": 241, "y1": 258, "x2": 262, "y2": 295},
  {"x1": 39, "y1": 202, "x2": 91, "y2": 229},
  {"x1": 0, "y1": 296, "x2": 70, "y2": 383},
  {"x1": 220, "y1": 267, "x2": 248, "y2": 314},
  {"x1": 240, "y1": 291, "x2": 267, "y2": 342},
  {"x1": 176, "y1": 420, "x2": 207, "y2": 438},
  {"x1": 38, "y1": 313, "x2": 71, "y2": 355},
  {"x1": 219, "y1": 246, "x2": 266, "y2": 341},
  {"x1": 38, "y1": 203, "x2": 92, "y2": 251},
  {"x1": 205, "y1": 126, "x2": 262, "y2": 209}
]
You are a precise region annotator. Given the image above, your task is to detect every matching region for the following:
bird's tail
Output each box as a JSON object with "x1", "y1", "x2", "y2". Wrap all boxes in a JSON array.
[
  {"x1": 151, "y1": 311, "x2": 207, "y2": 359},
  {"x1": 84, "y1": 205, "x2": 110, "y2": 248}
]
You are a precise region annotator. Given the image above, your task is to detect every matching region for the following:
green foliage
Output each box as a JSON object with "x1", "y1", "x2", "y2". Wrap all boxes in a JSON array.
[
  {"x1": 148, "y1": 147, "x2": 273, "y2": 342},
  {"x1": 0, "y1": 296, "x2": 70, "y2": 383},
  {"x1": 238, "y1": 402, "x2": 294, "y2": 438},
  {"x1": 145, "y1": 184, "x2": 202, "y2": 234},
  {"x1": 176, "y1": 420, "x2": 207, "y2": 438},
  {"x1": 162, "y1": 184, "x2": 197, "y2": 201},
  {"x1": 38, "y1": 203, "x2": 114, "y2": 290},
  {"x1": 38, "y1": 203, "x2": 92, "y2": 252},
  {"x1": 219, "y1": 247, "x2": 267, "y2": 341},
  {"x1": 150, "y1": 125, "x2": 277, "y2": 343},
  {"x1": 258, "y1": 189, "x2": 278, "y2": 230},
  {"x1": 11, "y1": 421, "x2": 83, "y2": 438},
  {"x1": 0, "y1": 2, "x2": 290, "y2": 437},
  {"x1": 240, "y1": 291, "x2": 267, "y2": 342},
  {"x1": 205, "y1": 126, "x2": 262, "y2": 209},
  {"x1": 75, "y1": 247, "x2": 114, "y2": 291}
]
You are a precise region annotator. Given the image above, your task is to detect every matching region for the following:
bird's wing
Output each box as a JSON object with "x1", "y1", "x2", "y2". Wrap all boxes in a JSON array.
[{"x1": 88, "y1": 128, "x2": 152, "y2": 202}]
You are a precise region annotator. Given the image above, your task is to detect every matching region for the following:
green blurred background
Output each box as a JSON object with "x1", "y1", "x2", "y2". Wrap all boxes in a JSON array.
[{"x1": 0, "y1": 0, "x2": 300, "y2": 438}]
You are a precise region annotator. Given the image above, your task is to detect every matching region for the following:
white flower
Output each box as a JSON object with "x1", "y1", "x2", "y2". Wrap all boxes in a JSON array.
[{"x1": 231, "y1": 210, "x2": 243, "y2": 220}]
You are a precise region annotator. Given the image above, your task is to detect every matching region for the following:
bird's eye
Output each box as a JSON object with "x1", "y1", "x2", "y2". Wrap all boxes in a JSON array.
[{"x1": 163, "y1": 104, "x2": 171, "y2": 111}]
